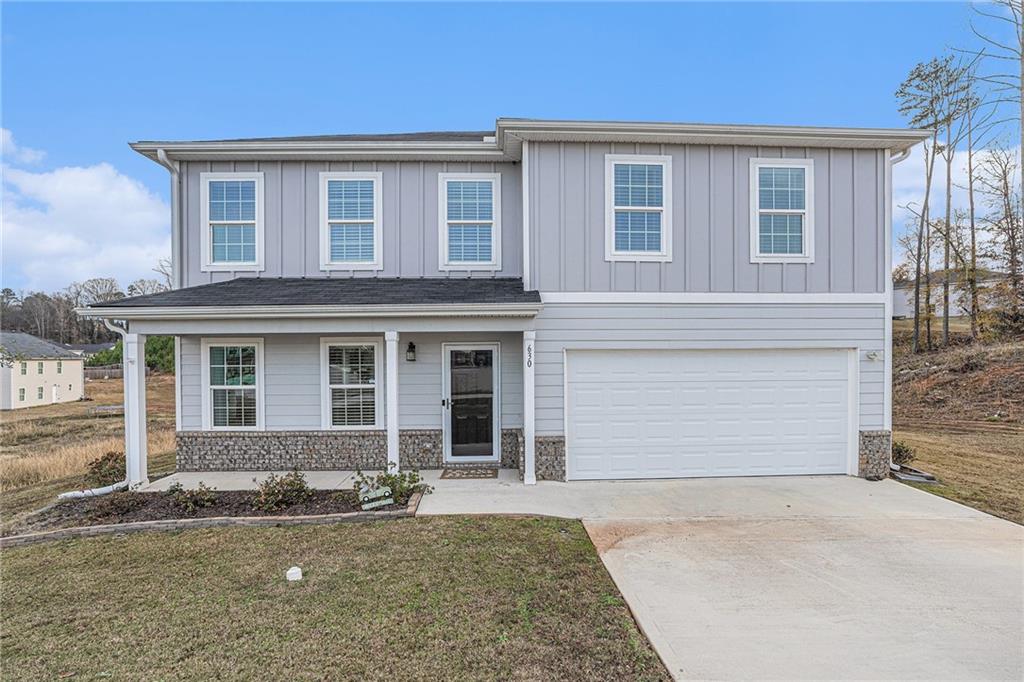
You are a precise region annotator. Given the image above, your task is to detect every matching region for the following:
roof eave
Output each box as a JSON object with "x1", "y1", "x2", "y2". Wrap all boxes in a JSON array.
[
  {"x1": 130, "y1": 140, "x2": 511, "y2": 163},
  {"x1": 496, "y1": 118, "x2": 932, "y2": 154},
  {"x1": 77, "y1": 302, "x2": 542, "y2": 320}
]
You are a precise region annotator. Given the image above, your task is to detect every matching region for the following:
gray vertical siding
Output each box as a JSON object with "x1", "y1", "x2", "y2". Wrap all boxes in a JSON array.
[
  {"x1": 181, "y1": 161, "x2": 522, "y2": 287},
  {"x1": 533, "y1": 303, "x2": 886, "y2": 436},
  {"x1": 178, "y1": 332, "x2": 522, "y2": 432},
  {"x1": 528, "y1": 142, "x2": 886, "y2": 293}
]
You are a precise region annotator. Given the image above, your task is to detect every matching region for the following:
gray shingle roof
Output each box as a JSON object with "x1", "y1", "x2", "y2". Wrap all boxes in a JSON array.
[
  {"x1": 0, "y1": 331, "x2": 81, "y2": 359},
  {"x1": 90, "y1": 278, "x2": 540, "y2": 308}
]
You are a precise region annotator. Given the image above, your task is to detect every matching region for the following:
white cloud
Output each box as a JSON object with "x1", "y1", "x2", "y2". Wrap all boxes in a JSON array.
[
  {"x1": 1, "y1": 129, "x2": 46, "y2": 165},
  {"x1": 2, "y1": 158, "x2": 169, "y2": 292}
]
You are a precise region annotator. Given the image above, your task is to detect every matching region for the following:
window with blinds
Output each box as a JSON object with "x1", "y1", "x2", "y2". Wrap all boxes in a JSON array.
[
  {"x1": 208, "y1": 345, "x2": 258, "y2": 428},
  {"x1": 326, "y1": 178, "x2": 377, "y2": 264},
  {"x1": 440, "y1": 174, "x2": 500, "y2": 269},
  {"x1": 605, "y1": 155, "x2": 672, "y2": 261},
  {"x1": 750, "y1": 159, "x2": 814, "y2": 262},
  {"x1": 326, "y1": 344, "x2": 377, "y2": 427},
  {"x1": 209, "y1": 180, "x2": 257, "y2": 263}
]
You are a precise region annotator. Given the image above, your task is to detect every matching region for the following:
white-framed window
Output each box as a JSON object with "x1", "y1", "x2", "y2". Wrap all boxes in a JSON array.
[
  {"x1": 200, "y1": 172, "x2": 265, "y2": 272},
  {"x1": 37, "y1": 387, "x2": 43, "y2": 400},
  {"x1": 57, "y1": 360, "x2": 62, "y2": 374},
  {"x1": 605, "y1": 154, "x2": 673, "y2": 262},
  {"x1": 200, "y1": 338, "x2": 264, "y2": 430},
  {"x1": 319, "y1": 172, "x2": 383, "y2": 271},
  {"x1": 18, "y1": 388, "x2": 25, "y2": 401},
  {"x1": 37, "y1": 362, "x2": 43, "y2": 374},
  {"x1": 320, "y1": 338, "x2": 383, "y2": 430},
  {"x1": 19, "y1": 362, "x2": 26, "y2": 375},
  {"x1": 438, "y1": 172, "x2": 501, "y2": 271},
  {"x1": 749, "y1": 158, "x2": 815, "y2": 263}
]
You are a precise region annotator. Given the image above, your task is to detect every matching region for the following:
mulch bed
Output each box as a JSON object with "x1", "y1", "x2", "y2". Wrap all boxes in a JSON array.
[{"x1": 5, "y1": 489, "x2": 409, "y2": 537}]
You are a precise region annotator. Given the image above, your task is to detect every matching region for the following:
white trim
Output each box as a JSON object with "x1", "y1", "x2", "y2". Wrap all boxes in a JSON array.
[
  {"x1": 199, "y1": 172, "x2": 265, "y2": 272},
  {"x1": 441, "y1": 342, "x2": 501, "y2": 463},
  {"x1": 848, "y1": 348, "x2": 861, "y2": 476},
  {"x1": 318, "y1": 171, "x2": 384, "y2": 271},
  {"x1": 81, "y1": 302, "x2": 541, "y2": 320},
  {"x1": 883, "y1": 149, "x2": 894, "y2": 432},
  {"x1": 749, "y1": 157, "x2": 815, "y2": 264},
  {"x1": 522, "y1": 141, "x2": 531, "y2": 290},
  {"x1": 522, "y1": 330, "x2": 536, "y2": 485},
  {"x1": 123, "y1": 333, "x2": 149, "y2": 488},
  {"x1": 540, "y1": 292, "x2": 886, "y2": 305},
  {"x1": 174, "y1": 336, "x2": 182, "y2": 431},
  {"x1": 437, "y1": 172, "x2": 502, "y2": 271},
  {"x1": 200, "y1": 337, "x2": 265, "y2": 431},
  {"x1": 319, "y1": 336, "x2": 385, "y2": 430},
  {"x1": 604, "y1": 154, "x2": 673, "y2": 262},
  {"x1": 385, "y1": 331, "x2": 399, "y2": 472}
]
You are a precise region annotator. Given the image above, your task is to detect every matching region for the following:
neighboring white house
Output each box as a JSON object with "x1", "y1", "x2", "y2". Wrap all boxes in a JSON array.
[
  {"x1": 0, "y1": 332, "x2": 85, "y2": 410},
  {"x1": 81, "y1": 117, "x2": 929, "y2": 488}
]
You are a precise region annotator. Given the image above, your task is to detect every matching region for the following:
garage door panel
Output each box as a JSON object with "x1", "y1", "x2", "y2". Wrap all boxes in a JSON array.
[{"x1": 566, "y1": 349, "x2": 852, "y2": 480}]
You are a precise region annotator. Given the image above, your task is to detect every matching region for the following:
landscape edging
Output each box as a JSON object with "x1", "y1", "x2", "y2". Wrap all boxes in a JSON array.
[{"x1": 0, "y1": 492, "x2": 422, "y2": 549}]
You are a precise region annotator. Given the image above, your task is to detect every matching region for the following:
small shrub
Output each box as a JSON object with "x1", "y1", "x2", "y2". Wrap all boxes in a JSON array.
[
  {"x1": 167, "y1": 481, "x2": 217, "y2": 514},
  {"x1": 91, "y1": 491, "x2": 145, "y2": 517},
  {"x1": 250, "y1": 470, "x2": 314, "y2": 512},
  {"x1": 353, "y1": 464, "x2": 432, "y2": 504},
  {"x1": 891, "y1": 440, "x2": 915, "y2": 467},
  {"x1": 85, "y1": 451, "x2": 125, "y2": 487}
]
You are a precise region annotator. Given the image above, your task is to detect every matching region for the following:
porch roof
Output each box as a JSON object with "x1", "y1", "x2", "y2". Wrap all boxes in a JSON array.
[{"x1": 79, "y1": 277, "x2": 542, "y2": 320}]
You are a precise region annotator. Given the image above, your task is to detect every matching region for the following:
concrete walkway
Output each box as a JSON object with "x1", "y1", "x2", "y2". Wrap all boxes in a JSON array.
[{"x1": 419, "y1": 475, "x2": 1024, "y2": 681}]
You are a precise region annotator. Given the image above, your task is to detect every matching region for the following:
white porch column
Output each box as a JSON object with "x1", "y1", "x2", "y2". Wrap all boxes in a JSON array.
[
  {"x1": 123, "y1": 333, "x2": 148, "y2": 488},
  {"x1": 523, "y1": 330, "x2": 536, "y2": 485},
  {"x1": 385, "y1": 331, "x2": 399, "y2": 473}
]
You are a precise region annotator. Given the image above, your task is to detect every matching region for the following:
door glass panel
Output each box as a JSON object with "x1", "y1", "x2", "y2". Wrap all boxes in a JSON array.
[{"x1": 449, "y1": 349, "x2": 494, "y2": 457}]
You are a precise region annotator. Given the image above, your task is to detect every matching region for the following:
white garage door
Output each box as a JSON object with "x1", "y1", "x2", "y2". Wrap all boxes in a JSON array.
[{"x1": 566, "y1": 349, "x2": 852, "y2": 480}]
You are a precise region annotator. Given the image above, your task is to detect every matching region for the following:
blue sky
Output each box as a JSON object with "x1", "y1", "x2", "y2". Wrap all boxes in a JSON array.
[{"x1": 0, "y1": 2, "x2": 1007, "y2": 291}]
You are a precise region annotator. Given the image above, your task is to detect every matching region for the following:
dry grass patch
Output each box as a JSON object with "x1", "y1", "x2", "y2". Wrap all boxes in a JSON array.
[
  {"x1": 1, "y1": 518, "x2": 669, "y2": 680},
  {"x1": 0, "y1": 430, "x2": 176, "y2": 490}
]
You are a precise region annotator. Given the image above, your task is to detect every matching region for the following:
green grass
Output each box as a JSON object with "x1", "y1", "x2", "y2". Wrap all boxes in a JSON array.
[{"x1": 1, "y1": 517, "x2": 669, "y2": 681}]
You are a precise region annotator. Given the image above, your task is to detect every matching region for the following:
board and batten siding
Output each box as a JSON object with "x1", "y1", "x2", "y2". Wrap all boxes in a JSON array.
[
  {"x1": 533, "y1": 303, "x2": 886, "y2": 436},
  {"x1": 180, "y1": 161, "x2": 522, "y2": 287},
  {"x1": 527, "y1": 142, "x2": 886, "y2": 294},
  {"x1": 178, "y1": 333, "x2": 523, "y2": 431}
]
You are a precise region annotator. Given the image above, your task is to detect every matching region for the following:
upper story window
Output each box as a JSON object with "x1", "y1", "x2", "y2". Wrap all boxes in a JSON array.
[
  {"x1": 319, "y1": 172, "x2": 383, "y2": 271},
  {"x1": 19, "y1": 362, "x2": 26, "y2": 375},
  {"x1": 438, "y1": 173, "x2": 501, "y2": 271},
  {"x1": 201, "y1": 339, "x2": 263, "y2": 430},
  {"x1": 37, "y1": 361, "x2": 43, "y2": 374},
  {"x1": 605, "y1": 155, "x2": 673, "y2": 262},
  {"x1": 200, "y1": 172, "x2": 264, "y2": 272},
  {"x1": 750, "y1": 158, "x2": 814, "y2": 263},
  {"x1": 57, "y1": 360, "x2": 62, "y2": 374}
]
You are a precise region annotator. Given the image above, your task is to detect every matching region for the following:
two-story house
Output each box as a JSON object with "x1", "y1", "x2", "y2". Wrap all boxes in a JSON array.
[{"x1": 82, "y1": 118, "x2": 927, "y2": 489}]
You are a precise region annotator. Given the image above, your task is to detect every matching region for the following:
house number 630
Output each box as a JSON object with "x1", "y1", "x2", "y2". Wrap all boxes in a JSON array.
[{"x1": 526, "y1": 344, "x2": 533, "y2": 368}]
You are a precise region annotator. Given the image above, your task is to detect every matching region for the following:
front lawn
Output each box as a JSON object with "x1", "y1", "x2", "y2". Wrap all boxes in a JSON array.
[{"x1": 1, "y1": 517, "x2": 668, "y2": 680}]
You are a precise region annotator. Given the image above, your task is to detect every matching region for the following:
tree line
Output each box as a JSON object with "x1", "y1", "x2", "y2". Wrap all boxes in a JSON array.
[
  {"x1": 895, "y1": 0, "x2": 1023, "y2": 350},
  {"x1": 0, "y1": 276, "x2": 167, "y2": 345}
]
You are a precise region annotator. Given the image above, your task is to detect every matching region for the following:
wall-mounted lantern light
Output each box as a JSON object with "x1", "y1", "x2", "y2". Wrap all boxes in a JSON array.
[{"x1": 406, "y1": 342, "x2": 417, "y2": 362}]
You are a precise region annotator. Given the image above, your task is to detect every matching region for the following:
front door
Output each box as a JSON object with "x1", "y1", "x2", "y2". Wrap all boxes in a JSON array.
[{"x1": 442, "y1": 343, "x2": 500, "y2": 463}]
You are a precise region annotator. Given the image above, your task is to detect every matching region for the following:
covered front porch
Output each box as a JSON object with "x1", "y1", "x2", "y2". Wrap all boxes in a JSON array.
[{"x1": 79, "y1": 277, "x2": 542, "y2": 489}]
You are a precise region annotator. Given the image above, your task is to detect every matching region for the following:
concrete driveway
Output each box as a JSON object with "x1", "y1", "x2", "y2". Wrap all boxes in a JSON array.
[{"x1": 419, "y1": 475, "x2": 1024, "y2": 680}]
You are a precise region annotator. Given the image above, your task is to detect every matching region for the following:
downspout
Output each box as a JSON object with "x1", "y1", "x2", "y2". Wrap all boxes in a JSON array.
[
  {"x1": 155, "y1": 149, "x2": 182, "y2": 290},
  {"x1": 886, "y1": 147, "x2": 911, "y2": 473},
  {"x1": 58, "y1": 318, "x2": 131, "y2": 499}
]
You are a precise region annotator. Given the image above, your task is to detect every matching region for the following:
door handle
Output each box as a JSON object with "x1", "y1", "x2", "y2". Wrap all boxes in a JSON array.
[{"x1": 441, "y1": 398, "x2": 448, "y2": 408}]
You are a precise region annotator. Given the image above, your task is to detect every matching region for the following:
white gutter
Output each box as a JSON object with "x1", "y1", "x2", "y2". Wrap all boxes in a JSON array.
[
  {"x1": 154, "y1": 149, "x2": 182, "y2": 289},
  {"x1": 58, "y1": 318, "x2": 131, "y2": 499},
  {"x1": 77, "y1": 302, "x2": 542, "y2": 321}
]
